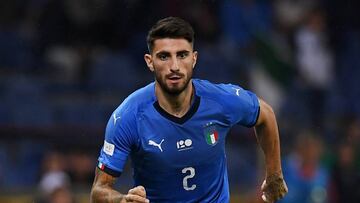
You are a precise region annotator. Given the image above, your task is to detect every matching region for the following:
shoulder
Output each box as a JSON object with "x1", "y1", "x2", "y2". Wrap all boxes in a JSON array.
[
  {"x1": 105, "y1": 82, "x2": 155, "y2": 140},
  {"x1": 113, "y1": 82, "x2": 156, "y2": 119},
  {"x1": 194, "y1": 79, "x2": 259, "y2": 126},
  {"x1": 193, "y1": 79, "x2": 248, "y2": 102}
]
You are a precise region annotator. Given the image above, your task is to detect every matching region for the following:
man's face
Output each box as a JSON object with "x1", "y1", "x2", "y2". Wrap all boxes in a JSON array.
[{"x1": 144, "y1": 38, "x2": 197, "y2": 95}]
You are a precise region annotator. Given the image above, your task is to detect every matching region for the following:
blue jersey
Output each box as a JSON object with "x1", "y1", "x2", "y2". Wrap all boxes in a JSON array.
[{"x1": 97, "y1": 79, "x2": 260, "y2": 202}]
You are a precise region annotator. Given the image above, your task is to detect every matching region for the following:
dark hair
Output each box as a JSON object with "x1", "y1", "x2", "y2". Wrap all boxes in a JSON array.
[{"x1": 146, "y1": 17, "x2": 195, "y2": 53}]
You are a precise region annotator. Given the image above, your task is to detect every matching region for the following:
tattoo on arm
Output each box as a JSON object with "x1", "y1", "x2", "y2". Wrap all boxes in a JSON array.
[{"x1": 90, "y1": 168, "x2": 124, "y2": 203}]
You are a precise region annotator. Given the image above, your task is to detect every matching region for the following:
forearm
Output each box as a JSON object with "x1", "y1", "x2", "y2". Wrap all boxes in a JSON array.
[
  {"x1": 255, "y1": 102, "x2": 282, "y2": 176},
  {"x1": 254, "y1": 100, "x2": 288, "y2": 202},
  {"x1": 91, "y1": 185, "x2": 124, "y2": 203},
  {"x1": 90, "y1": 168, "x2": 125, "y2": 203},
  {"x1": 256, "y1": 124, "x2": 281, "y2": 175},
  {"x1": 90, "y1": 168, "x2": 149, "y2": 203}
]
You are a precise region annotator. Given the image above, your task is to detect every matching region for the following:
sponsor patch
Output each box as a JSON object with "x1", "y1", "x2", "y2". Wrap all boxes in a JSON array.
[
  {"x1": 103, "y1": 140, "x2": 115, "y2": 156},
  {"x1": 176, "y1": 139, "x2": 193, "y2": 151}
]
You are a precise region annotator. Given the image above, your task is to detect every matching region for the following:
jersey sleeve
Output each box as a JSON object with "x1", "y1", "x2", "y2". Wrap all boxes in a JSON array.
[
  {"x1": 97, "y1": 104, "x2": 138, "y2": 177},
  {"x1": 219, "y1": 83, "x2": 260, "y2": 127}
]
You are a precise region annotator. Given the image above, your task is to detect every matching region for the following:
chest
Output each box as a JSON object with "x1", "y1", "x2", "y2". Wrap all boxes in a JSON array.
[{"x1": 134, "y1": 113, "x2": 230, "y2": 169}]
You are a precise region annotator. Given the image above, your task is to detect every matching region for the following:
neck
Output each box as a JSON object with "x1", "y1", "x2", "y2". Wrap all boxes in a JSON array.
[{"x1": 155, "y1": 80, "x2": 193, "y2": 118}]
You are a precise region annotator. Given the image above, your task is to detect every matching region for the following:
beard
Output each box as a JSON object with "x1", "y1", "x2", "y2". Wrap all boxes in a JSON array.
[{"x1": 154, "y1": 68, "x2": 192, "y2": 95}]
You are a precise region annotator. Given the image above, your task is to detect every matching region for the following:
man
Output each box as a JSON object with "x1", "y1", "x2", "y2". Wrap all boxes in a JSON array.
[{"x1": 90, "y1": 17, "x2": 288, "y2": 203}]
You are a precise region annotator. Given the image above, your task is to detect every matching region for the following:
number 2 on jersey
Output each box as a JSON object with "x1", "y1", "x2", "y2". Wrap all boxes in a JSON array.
[{"x1": 182, "y1": 167, "x2": 196, "y2": 191}]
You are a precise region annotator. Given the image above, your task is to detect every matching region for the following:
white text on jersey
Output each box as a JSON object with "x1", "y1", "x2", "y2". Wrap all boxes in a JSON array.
[{"x1": 177, "y1": 139, "x2": 193, "y2": 151}]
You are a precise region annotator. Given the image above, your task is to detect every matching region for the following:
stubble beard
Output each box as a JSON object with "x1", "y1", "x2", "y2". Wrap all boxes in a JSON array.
[{"x1": 154, "y1": 69, "x2": 192, "y2": 96}]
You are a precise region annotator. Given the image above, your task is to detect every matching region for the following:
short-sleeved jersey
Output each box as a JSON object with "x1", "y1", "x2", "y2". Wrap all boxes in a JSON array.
[{"x1": 97, "y1": 79, "x2": 260, "y2": 202}]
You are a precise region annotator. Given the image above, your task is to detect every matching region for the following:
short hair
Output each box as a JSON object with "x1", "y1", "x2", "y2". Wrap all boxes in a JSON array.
[{"x1": 146, "y1": 17, "x2": 195, "y2": 53}]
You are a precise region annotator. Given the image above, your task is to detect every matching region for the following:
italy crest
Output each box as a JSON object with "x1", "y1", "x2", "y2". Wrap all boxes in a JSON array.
[{"x1": 204, "y1": 123, "x2": 219, "y2": 146}]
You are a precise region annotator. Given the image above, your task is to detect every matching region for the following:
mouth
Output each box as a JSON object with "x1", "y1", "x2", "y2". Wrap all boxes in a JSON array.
[{"x1": 167, "y1": 74, "x2": 183, "y2": 82}]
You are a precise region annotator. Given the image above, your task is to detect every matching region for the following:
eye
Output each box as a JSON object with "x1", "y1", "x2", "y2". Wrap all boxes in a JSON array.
[
  {"x1": 158, "y1": 54, "x2": 168, "y2": 61},
  {"x1": 178, "y1": 52, "x2": 189, "y2": 59}
]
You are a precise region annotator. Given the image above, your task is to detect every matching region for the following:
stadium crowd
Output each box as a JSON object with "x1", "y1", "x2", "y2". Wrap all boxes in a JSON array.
[{"x1": 0, "y1": 0, "x2": 359, "y2": 202}]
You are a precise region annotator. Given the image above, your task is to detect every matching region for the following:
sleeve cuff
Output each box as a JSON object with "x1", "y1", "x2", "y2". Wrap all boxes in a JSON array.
[
  {"x1": 247, "y1": 105, "x2": 260, "y2": 128},
  {"x1": 97, "y1": 162, "x2": 122, "y2": 177}
]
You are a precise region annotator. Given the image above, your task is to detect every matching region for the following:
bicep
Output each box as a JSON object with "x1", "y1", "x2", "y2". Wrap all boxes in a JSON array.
[
  {"x1": 98, "y1": 110, "x2": 138, "y2": 174},
  {"x1": 221, "y1": 86, "x2": 260, "y2": 127},
  {"x1": 255, "y1": 99, "x2": 276, "y2": 126}
]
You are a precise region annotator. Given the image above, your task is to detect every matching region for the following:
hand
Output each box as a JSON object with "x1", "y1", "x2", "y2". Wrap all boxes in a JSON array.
[
  {"x1": 122, "y1": 186, "x2": 150, "y2": 203},
  {"x1": 261, "y1": 172, "x2": 288, "y2": 203}
]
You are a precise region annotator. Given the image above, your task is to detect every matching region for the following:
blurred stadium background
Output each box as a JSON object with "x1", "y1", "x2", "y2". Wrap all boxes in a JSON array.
[{"x1": 0, "y1": 0, "x2": 359, "y2": 202}]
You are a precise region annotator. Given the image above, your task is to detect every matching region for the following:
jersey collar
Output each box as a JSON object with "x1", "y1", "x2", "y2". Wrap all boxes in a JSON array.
[{"x1": 153, "y1": 86, "x2": 200, "y2": 125}]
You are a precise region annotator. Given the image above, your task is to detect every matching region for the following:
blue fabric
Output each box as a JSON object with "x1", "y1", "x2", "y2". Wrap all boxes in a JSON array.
[{"x1": 98, "y1": 79, "x2": 259, "y2": 202}]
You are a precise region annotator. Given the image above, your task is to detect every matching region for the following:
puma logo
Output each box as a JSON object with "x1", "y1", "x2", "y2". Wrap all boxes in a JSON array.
[
  {"x1": 232, "y1": 87, "x2": 241, "y2": 96},
  {"x1": 113, "y1": 113, "x2": 121, "y2": 125},
  {"x1": 148, "y1": 139, "x2": 165, "y2": 152}
]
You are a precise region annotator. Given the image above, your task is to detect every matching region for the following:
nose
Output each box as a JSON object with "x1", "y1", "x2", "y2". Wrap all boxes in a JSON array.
[{"x1": 170, "y1": 57, "x2": 180, "y2": 72}]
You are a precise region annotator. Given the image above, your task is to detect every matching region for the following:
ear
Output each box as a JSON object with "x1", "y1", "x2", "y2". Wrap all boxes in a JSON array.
[
  {"x1": 144, "y1": 54, "x2": 154, "y2": 72},
  {"x1": 192, "y1": 51, "x2": 198, "y2": 69}
]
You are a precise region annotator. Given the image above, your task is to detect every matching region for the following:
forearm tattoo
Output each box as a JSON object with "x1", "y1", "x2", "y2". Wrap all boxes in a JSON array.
[{"x1": 91, "y1": 169, "x2": 124, "y2": 203}]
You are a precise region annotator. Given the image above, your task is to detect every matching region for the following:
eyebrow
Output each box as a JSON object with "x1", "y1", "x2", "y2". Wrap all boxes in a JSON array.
[
  {"x1": 155, "y1": 50, "x2": 190, "y2": 56},
  {"x1": 156, "y1": 51, "x2": 170, "y2": 57},
  {"x1": 177, "y1": 50, "x2": 190, "y2": 55}
]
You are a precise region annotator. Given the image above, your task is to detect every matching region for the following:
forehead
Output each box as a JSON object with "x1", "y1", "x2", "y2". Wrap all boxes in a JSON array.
[{"x1": 152, "y1": 38, "x2": 193, "y2": 54}]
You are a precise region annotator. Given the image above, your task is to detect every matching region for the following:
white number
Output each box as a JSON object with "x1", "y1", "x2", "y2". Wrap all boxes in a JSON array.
[{"x1": 182, "y1": 167, "x2": 196, "y2": 191}]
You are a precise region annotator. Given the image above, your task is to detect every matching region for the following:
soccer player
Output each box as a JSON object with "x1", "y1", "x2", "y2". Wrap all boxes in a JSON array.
[{"x1": 90, "y1": 17, "x2": 288, "y2": 203}]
